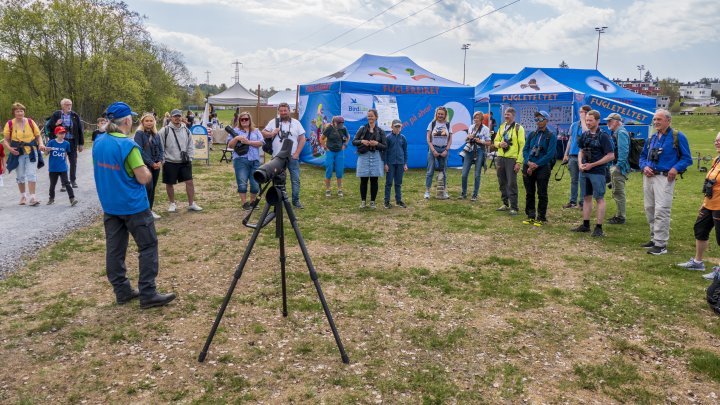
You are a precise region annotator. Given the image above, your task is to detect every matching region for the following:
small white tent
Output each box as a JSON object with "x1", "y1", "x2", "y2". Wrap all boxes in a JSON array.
[
  {"x1": 267, "y1": 90, "x2": 297, "y2": 108},
  {"x1": 207, "y1": 82, "x2": 264, "y2": 105}
]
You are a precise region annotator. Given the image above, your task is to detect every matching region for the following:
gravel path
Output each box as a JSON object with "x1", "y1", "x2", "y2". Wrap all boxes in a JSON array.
[{"x1": 0, "y1": 149, "x2": 102, "y2": 277}]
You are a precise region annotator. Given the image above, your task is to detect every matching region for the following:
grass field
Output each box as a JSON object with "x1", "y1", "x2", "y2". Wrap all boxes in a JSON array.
[{"x1": 1, "y1": 115, "x2": 720, "y2": 403}]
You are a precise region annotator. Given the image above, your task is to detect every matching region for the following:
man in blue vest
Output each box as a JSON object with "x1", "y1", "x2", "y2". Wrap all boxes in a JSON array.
[{"x1": 93, "y1": 102, "x2": 176, "y2": 309}]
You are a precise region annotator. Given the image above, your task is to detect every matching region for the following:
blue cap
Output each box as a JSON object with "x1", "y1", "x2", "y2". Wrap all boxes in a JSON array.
[
  {"x1": 105, "y1": 102, "x2": 137, "y2": 120},
  {"x1": 535, "y1": 110, "x2": 550, "y2": 119}
]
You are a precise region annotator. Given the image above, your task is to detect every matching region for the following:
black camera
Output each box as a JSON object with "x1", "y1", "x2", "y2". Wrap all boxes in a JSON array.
[
  {"x1": 254, "y1": 138, "x2": 293, "y2": 184},
  {"x1": 704, "y1": 179, "x2": 716, "y2": 198},
  {"x1": 649, "y1": 147, "x2": 663, "y2": 162},
  {"x1": 531, "y1": 146, "x2": 540, "y2": 157},
  {"x1": 502, "y1": 136, "x2": 513, "y2": 152},
  {"x1": 226, "y1": 125, "x2": 249, "y2": 156}
]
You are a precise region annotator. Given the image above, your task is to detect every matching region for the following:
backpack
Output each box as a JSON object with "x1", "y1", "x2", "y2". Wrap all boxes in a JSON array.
[{"x1": 627, "y1": 133, "x2": 645, "y2": 170}]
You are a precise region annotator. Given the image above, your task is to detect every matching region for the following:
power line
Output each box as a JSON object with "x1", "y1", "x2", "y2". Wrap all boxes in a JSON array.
[
  {"x1": 333, "y1": 0, "x2": 443, "y2": 52},
  {"x1": 388, "y1": 0, "x2": 522, "y2": 55},
  {"x1": 245, "y1": 0, "x2": 408, "y2": 70}
]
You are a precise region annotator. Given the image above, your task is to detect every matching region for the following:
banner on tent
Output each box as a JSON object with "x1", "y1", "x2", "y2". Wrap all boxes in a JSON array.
[
  {"x1": 502, "y1": 103, "x2": 573, "y2": 137},
  {"x1": 585, "y1": 95, "x2": 653, "y2": 125},
  {"x1": 373, "y1": 95, "x2": 400, "y2": 131},
  {"x1": 341, "y1": 93, "x2": 373, "y2": 121}
]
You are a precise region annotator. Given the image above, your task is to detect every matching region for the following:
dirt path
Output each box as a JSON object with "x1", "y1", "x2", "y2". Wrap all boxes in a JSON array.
[{"x1": 0, "y1": 149, "x2": 101, "y2": 276}]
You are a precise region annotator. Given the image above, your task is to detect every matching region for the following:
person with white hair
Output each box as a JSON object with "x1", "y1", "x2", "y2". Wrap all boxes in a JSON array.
[
  {"x1": 46, "y1": 98, "x2": 84, "y2": 188},
  {"x1": 92, "y1": 101, "x2": 176, "y2": 309},
  {"x1": 639, "y1": 109, "x2": 693, "y2": 255}
]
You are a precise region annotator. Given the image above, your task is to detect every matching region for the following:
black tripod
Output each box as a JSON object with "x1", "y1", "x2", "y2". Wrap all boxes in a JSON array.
[{"x1": 198, "y1": 175, "x2": 349, "y2": 364}]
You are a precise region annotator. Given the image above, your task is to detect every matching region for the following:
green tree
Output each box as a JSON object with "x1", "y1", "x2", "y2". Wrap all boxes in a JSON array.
[
  {"x1": 658, "y1": 78, "x2": 681, "y2": 105},
  {"x1": 643, "y1": 70, "x2": 653, "y2": 82},
  {"x1": 0, "y1": 0, "x2": 188, "y2": 123}
]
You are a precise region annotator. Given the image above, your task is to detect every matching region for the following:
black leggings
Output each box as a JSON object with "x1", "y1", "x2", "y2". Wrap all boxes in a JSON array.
[
  {"x1": 49, "y1": 171, "x2": 74, "y2": 200},
  {"x1": 360, "y1": 177, "x2": 379, "y2": 202},
  {"x1": 694, "y1": 207, "x2": 720, "y2": 242},
  {"x1": 146, "y1": 167, "x2": 161, "y2": 209}
]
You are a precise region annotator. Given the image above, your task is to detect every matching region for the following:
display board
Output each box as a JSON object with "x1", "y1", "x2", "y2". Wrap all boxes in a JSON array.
[{"x1": 190, "y1": 125, "x2": 210, "y2": 164}]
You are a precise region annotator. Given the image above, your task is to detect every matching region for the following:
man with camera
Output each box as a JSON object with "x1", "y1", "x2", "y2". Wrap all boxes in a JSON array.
[
  {"x1": 522, "y1": 111, "x2": 557, "y2": 226},
  {"x1": 572, "y1": 110, "x2": 614, "y2": 237},
  {"x1": 93, "y1": 102, "x2": 176, "y2": 309},
  {"x1": 677, "y1": 132, "x2": 720, "y2": 278},
  {"x1": 605, "y1": 113, "x2": 631, "y2": 225},
  {"x1": 493, "y1": 107, "x2": 525, "y2": 215},
  {"x1": 262, "y1": 102, "x2": 306, "y2": 209},
  {"x1": 639, "y1": 109, "x2": 692, "y2": 255},
  {"x1": 46, "y1": 98, "x2": 84, "y2": 189},
  {"x1": 159, "y1": 109, "x2": 202, "y2": 212},
  {"x1": 563, "y1": 105, "x2": 591, "y2": 209}
]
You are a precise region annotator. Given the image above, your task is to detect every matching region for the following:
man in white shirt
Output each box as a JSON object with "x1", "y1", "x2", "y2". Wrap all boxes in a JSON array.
[{"x1": 262, "y1": 102, "x2": 306, "y2": 208}]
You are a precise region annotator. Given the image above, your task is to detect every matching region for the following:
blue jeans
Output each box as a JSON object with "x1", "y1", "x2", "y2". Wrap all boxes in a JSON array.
[
  {"x1": 568, "y1": 155, "x2": 584, "y2": 206},
  {"x1": 324, "y1": 150, "x2": 344, "y2": 179},
  {"x1": 461, "y1": 151, "x2": 485, "y2": 197},
  {"x1": 233, "y1": 157, "x2": 260, "y2": 194},
  {"x1": 425, "y1": 145, "x2": 447, "y2": 189},
  {"x1": 384, "y1": 164, "x2": 404, "y2": 203},
  {"x1": 288, "y1": 158, "x2": 301, "y2": 204}
]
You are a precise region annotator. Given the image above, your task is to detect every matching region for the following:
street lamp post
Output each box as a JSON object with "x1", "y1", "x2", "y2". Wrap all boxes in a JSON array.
[
  {"x1": 594, "y1": 26, "x2": 607, "y2": 69},
  {"x1": 461, "y1": 43, "x2": 470, "y2": 85},
  {"x1": 637, "y1": 65, "x2": 645, "y2": 82}
]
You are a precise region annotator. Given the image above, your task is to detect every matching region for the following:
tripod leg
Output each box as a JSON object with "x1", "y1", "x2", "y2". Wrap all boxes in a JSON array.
[
  {"x1": 276, "y1": 201, "x2": 288, "y2": 317},
  {"x1": 198, "y1": 202, "x2": 272, "y2": 363},
  {"x1": 282, "y1": 198, "x2": 350, "y2": 364}
]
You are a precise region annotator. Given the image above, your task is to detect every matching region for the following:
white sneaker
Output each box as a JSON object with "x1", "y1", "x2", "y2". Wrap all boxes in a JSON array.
[
  {"x1": 167, "y1": 202, "x2": 177, "y2": 213},
  {"x1": 151, "y1": 211, "x2": 161, "y2": 219},
  {"x1": 424, "y1": 191, "x2": 430, "y2": 199},
  {"x1": 188, "y1": 202, "x2": 203, "y2": 211}
]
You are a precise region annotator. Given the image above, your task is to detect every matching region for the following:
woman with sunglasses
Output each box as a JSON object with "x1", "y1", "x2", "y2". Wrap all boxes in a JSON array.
[
  {"x1": 228, "y1": 112, "x2": 265, "y2": 210},
  {"x1": 134, "y1": 112, "x2": 164, "y2": 219}
]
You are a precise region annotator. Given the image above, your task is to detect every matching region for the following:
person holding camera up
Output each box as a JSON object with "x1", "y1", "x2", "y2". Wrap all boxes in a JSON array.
[
  {"x1": 605, "y1": 113, "x2": 631, "y2": 225},
  {"x1": 262, "y1": 102, "x2": 306, "y2": 209},
  {"x1": 424, "y1": 106, "x2": 453, "y2": 199},
  {"x1": 159, "y1": 109, "x2": 202, "y2": 212},
  {"x1": 460, "y1": 111, "x2": 491, "y2": 201},
  {"x1": 572, "y1": 110, "x2": 614, "y2": 237},
  {"x1": 677, "y1": 132, "x2": 720, "y2": 279},
  {"x1": 639, "y1": 109, "x2": 692, "y2": 255},
  {"x1": 522, "y1": 111, "x2": 556, "y2": 226},
  {"x1": 320, "y1": 116, "x2": 349, "y2": 197},
  {"x1": 493, "y1": 107, "x2": 525, "y2": 215},
  {"x1": 352, "y1": 109, "x2": 387, "y2": 208},
  {"x1": 229, "y1": 112, "x2": 265, "y2": 211}
]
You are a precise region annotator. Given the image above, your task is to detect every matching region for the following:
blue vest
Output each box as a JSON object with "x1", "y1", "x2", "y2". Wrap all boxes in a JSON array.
[{"x1": 92, "y1": 133, "x2": 149, "y2": 215}]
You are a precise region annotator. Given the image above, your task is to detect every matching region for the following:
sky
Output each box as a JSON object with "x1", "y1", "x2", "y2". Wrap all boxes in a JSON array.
[{"x1": 126, "y1": 0, "x2": 720, "y2": 90}]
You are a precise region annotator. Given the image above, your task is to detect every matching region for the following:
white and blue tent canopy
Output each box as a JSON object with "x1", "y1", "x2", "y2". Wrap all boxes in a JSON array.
[
  {"x1": 298, "y1": 53, "x2": 474, "y2": 169},
  {"x1": 488, "y1": 67, "x2": 656, "y2": 112},
  {"x1": 474, "y1": 73, "x2": 515, "y2": 104}
]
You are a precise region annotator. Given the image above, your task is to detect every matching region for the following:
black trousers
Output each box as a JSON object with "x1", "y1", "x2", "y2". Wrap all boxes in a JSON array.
[
  {"x1": 523, "y1": 164, "x2": 551, "y2": 221},
  {"x1": 103, "y1": 210, "x2": 159, "y2": 300},
  {"x1": 146, "y1": 167, "x2": 161, "y2": 209},
  {"x1": 360, "y1": 177, "x2": 379, "y2": 202},
  {"x1": 49, "y1": 171, "x2": 74, "y2": 200},
  {"x1": 67, "y1": 138, "x2": 78, "y2": 182}
]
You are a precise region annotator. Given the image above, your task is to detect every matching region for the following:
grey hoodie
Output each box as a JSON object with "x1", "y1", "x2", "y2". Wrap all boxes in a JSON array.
[{"x1": 159, "y1": 123, "x2": 194, "y2": 163}]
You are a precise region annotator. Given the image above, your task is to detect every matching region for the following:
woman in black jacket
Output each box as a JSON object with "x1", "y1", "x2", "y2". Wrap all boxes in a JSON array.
[
  {"x1": 352, "y1": 109, "x2": 387, "y2": 209},
  {"x1": 134, "y1": 112, "x2": 164, "y2": 219}
]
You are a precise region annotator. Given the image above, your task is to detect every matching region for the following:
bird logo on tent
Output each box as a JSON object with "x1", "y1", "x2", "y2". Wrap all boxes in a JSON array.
[
  {"x1": 593, "y1": 79, "x2": 610, "y2": 92},
  {"x1": 520, "y1": 78, "x2": 540, "y2": 91},
  {"x1": 326, "y1": 70, "x2": 346, "y2": 79},
  {"x1": 405, "y1": 68, "x2": 434, "y2": 81},
  {"x1": 368, "y1": 67, "x2": 397, "y2": 79}
]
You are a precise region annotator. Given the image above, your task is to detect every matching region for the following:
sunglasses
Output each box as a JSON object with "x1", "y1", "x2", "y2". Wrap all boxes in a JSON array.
[
  {"x1": 240, "y1": 117, "x2": 250, "y2": 122},
  {"x1": 534, "y1": 117, "x2": 546, "y2": 122}
]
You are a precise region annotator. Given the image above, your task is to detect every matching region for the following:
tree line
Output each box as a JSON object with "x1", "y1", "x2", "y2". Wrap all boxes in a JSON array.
[{"x1": 0, "y1": 0, "x2": 192, "y2": 125}]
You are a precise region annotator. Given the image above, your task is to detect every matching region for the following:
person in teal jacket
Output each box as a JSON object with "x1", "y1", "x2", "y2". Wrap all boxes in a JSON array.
[
  {"x1": 606, "y1": 113, "x2": 630, "y2": 225},
  {"x1": 521, "y1": 111, "x2": 556, "y2": 226}
]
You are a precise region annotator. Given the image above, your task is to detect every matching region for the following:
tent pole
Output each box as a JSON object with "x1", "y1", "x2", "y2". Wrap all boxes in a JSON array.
[{"x1": 295, "y1": 85, "x2": 300, "y2": 115}]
